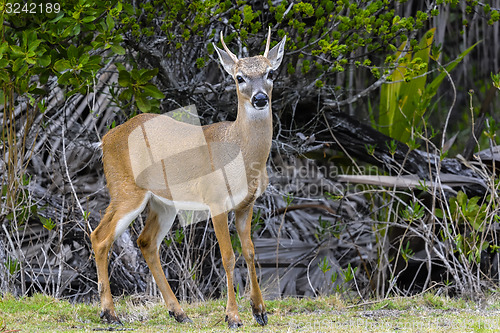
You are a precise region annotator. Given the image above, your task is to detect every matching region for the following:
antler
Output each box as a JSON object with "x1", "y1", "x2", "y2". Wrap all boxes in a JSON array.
[
  {"x1": 263, "y1": 26, "x2": 271, "y2": 57},
  {"x1": 220, "y1": 31, "x2": 238, "y2": 63}
]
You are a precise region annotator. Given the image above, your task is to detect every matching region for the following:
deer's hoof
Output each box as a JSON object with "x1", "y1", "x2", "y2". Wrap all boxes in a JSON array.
[
  {"x1": 253, "y1": 311, "x2": 268, "y2": 326},
  {"x1": 250, "y1": 300, "x2": 268, "y2": 326},
  {"x1": 169, "y1": 311, "x2": 193, "y2": 324},
  {"x1": 100, "y1": 309, "x2": 122, "y2": 325},
  {"x1": 225, "y1": 315, "x2": 243, "y2": 329}
]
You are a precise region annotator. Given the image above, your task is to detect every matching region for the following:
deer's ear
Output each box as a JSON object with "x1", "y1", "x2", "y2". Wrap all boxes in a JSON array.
[
  {"x1": 213, "y1": 44, "x2": 236, "y2": 76},
  {"x1": 266, "y1": 36, "x2": 286, "y2": 71}
]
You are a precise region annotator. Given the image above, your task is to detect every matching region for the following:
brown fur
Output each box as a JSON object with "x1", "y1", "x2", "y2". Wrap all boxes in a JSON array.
[{"x1": 90, "y1": 30, "x2": 286, "y2": 328}]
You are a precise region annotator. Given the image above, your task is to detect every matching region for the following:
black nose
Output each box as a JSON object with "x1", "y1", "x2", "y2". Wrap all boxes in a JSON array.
[{"x1": 252, "y1": 93, "x2": 269, "y2": 108}]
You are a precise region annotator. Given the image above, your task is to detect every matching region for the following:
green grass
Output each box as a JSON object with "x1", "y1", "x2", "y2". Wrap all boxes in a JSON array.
[{"x1": 1, "y1": 293, "x2": 500, "y2": 332}]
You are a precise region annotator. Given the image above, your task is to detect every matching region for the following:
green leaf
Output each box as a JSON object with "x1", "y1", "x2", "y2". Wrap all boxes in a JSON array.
[
  {"x1": 49, "y1": 12, "x2": 64, "y2": 23},
  {"x1": 25, "y1": 57, "x2": 36, "y2": 65},
  {"x1": 139, "y1": 68, "x2": 158, "y2": 83},
  {"x1": 61, "y1": 25, "x2": 74, "y2": 38},
  {"x1": 130, "y1": 68, "x2": 140, "y2": 81},
  {"x1": 82, "y1": 16, "x2": 97, "y2": 23},
  {"x1": 0, "y1": 69, "x2": 9, "y2": 82},
  {"x1": 135, "y1": 93, "x2": 151, "y2": 112},
  {"x1": 0, "y1": 42, "x2": 8, "y2": 56},
  {"x1": 54, "y1": 59, "x2": 71, "y2": 72},
  {"x1": 27, "y1": 40, "x2": 42, "y2": 53},
  {"x1": 119, "y1": 87, "x2": 133, "y2": 100},
  {"x1": 58, "y1": 71, "x2": 73, "y2": 85},
  {"x1": 106, "y1": 14, "x2": 115, "y2": 31},
  {"x1": 118, "y1": 70, "x2": 131, "y2": 87},
  {"x1": 110, "y1": 44, "x2": 125, "y2": 55},
  {"x1": 37, "y1": 54, "x2": 51, "y2": 67},
  {"x1": 73, "y1": 23, "x2": 81, "y2": 36},
  {"x1": 457, "y1": 191, "x2": 467, "y2": 209},
  {"x1": 426, "y1": 41, "x2": 479, "y2": 98},
  {"x1": 22, "y1": 30, "x2": 28, "y2": 49},
  {"x1": 79, "y1": 53, "x2": 89, "y2": 65},
  {"x1": 115, "y1": 62, "x2": 126, "y2": 72},
  {"x1": 143, "y1": 83, "x2": 165, "y2": 99},
  {"x1": 123, "y1": 2, "x2": 134, "y2": 15},
  {"x1": 379, "y1": 40, "x2": 411, "y2": 135},
  {"x1": 17, "y1": 63, "x2": 29, "y2": 77},
  {"x1": 29, "y1": 87, "x2": 46, "y2": 96},
  {"x1": 67, "y1": 45, "x2": 78, "y2": 60},
  {"x1": 12, "y1": 58, "x2": 24, "y2": 72},
  {"x1": 39, "y1": 69, "x2": 50, "y2": 84},
  {"x1": 10, "y1": 45, "x2": 24, "y2": 58}
]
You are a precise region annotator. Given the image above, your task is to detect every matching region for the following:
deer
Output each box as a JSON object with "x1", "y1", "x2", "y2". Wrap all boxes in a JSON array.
[{"x1": 90, "y1": 28, "x2": 286, "y2": 329}]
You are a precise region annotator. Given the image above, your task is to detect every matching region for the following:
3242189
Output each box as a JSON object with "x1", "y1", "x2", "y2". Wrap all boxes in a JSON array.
[{"x1": 5, "y1": 2, "x2": 61, "y2": 14}]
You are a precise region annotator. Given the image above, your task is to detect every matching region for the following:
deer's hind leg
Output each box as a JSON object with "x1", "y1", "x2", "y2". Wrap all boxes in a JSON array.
[
  {"x1": 90, "y1": 191, "x2": 150, "y2": 324},
  {"x1": 137, "y1": 197, "x2": 192, "y2": 323}
]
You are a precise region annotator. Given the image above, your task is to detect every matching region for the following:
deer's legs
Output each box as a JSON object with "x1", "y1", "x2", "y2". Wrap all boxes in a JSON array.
[
  {"x1": 90, "y1": 193, "x2": 149, "y2": 324},
  {"x1": 235, "y1": 204, "x2": 267, "y2": 326},
  {"x1": 211, "y1": 211, "x2": 242, "y2": 328},
  {"x1": 91, "y1": 207, "x2": 120, "y2": 324},
  {"x1": 137, "y1": 199, "x2": 191, "y2": 323}
]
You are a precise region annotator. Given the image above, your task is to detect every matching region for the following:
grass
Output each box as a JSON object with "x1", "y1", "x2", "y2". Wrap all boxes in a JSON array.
[{"x1": 0, "y1": 293, "x2": 500, "y2": 332}]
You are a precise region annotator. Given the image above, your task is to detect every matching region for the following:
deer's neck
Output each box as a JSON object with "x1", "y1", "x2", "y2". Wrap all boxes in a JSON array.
[{"x1": 232, "y1": 101, "x2": 273, "y2": 166}]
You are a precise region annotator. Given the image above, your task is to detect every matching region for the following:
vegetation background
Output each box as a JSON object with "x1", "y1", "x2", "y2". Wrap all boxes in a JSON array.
[{"x1": 0, "y1": 0, "x2": 499, "y2": 328}]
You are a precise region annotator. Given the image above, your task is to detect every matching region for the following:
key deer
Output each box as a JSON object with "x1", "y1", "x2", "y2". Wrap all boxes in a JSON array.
[{"x1": 90, "y1": 28, "x2": 286, "y2": 328}]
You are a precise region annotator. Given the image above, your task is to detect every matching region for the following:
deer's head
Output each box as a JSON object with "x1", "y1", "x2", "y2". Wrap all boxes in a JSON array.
[{"x1": 214, "y1": 28, "x2": 286, "y2": 117}]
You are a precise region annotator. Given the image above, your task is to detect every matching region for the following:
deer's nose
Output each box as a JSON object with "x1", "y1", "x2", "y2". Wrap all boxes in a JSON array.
[{"x1": 252, "y1": 92, "x2": 269, "y2": 108}]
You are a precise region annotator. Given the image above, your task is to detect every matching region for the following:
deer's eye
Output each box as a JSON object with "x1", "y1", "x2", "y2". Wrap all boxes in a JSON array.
[
  {"x1": 236, "y1": 75, "x2": 245, "y2": 84},
  {"x1": 267, "y1": 70, "x2": 275, "y2": 81}
]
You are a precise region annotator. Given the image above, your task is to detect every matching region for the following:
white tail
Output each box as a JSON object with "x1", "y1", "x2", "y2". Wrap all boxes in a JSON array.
[{"x1": 90, "y1": 28, "x2": 286, "y2": 328}]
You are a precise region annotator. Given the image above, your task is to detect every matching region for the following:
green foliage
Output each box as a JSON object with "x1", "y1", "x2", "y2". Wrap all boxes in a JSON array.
[
  {"x1": 284, "y1": 192, "x2": 294, "y2": 207},
  {"x1": 325, "y1": 191, "x2": 343, "y2": 201},
  {"x1": 0, "y1": 0, "x2": 492, "y2": 118},
  {"x1": 378, "y1": 28, "x2": 435, "y2": 143},
  {"x1": 318, "y1": 256, "x2": 332, "y2": 274},
  {"x1": 400, "y1": 201, "x2": 425, "y2": 223},
  {"x1": 385, "y1": 139, "x2": 398, "y2": 157},
  {"x1": 315, "y1": 216, "x2": 342, "y2": 241},
  {"x1": 332, "y1": 263, "x2": 358, "y2": 293},
  {"x1": 40, "y1": 216, "x2": 56, "y2": 231},
  {"x1": 400, "y1": 241, "x2": 414, "y2": 262},
  {"x1": 378, "y1": 28, "x2": 478, "y2": 144},
  {"x1": 173, "y1": 228, "x2": 185, "y2": 244},
  {"x1": 449, "y1": 191, "x2": 488, "y2": 232},
  {"x1": 343, "y1": 263, "x2": 357, "y2": 283},
  {"x1": 492, "y1": 72, "x2": 500, "y2": 90},
  {"x1": 163, "y1": 227, "x2": 185, "y2": 247},
  {"x1": 5, "y1": 257, "x2": 20, "y2": 276},
  {"x1": 1, "y1": 0, "x2": 484, "y2": 120},
  {"x1": 0, "y1": 0, "x2": 165, "y2": 114},
  {"x1": 117, "y1": 66, "x2": 164, "y2": 113},
  {"x1": 436, "y1": 191, "x2": 491, "y2": 264},
  {"x1": 2, "y1": 174, "x2": 35, "y2": 225},
  {"x1": 110, "y1": 0, "x2": 482, "y2": 103},
  {"x1": 365, "y1": 144, "x2": 377, "y2": 156}
]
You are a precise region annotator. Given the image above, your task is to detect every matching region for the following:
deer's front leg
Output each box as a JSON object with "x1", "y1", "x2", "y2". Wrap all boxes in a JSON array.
[
  {"x1": 211, "y1": 211, "x2": 242, "y2": 328},
  {"x1": 235, "y1": 204, "x2": 267, "y2": 326}
]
